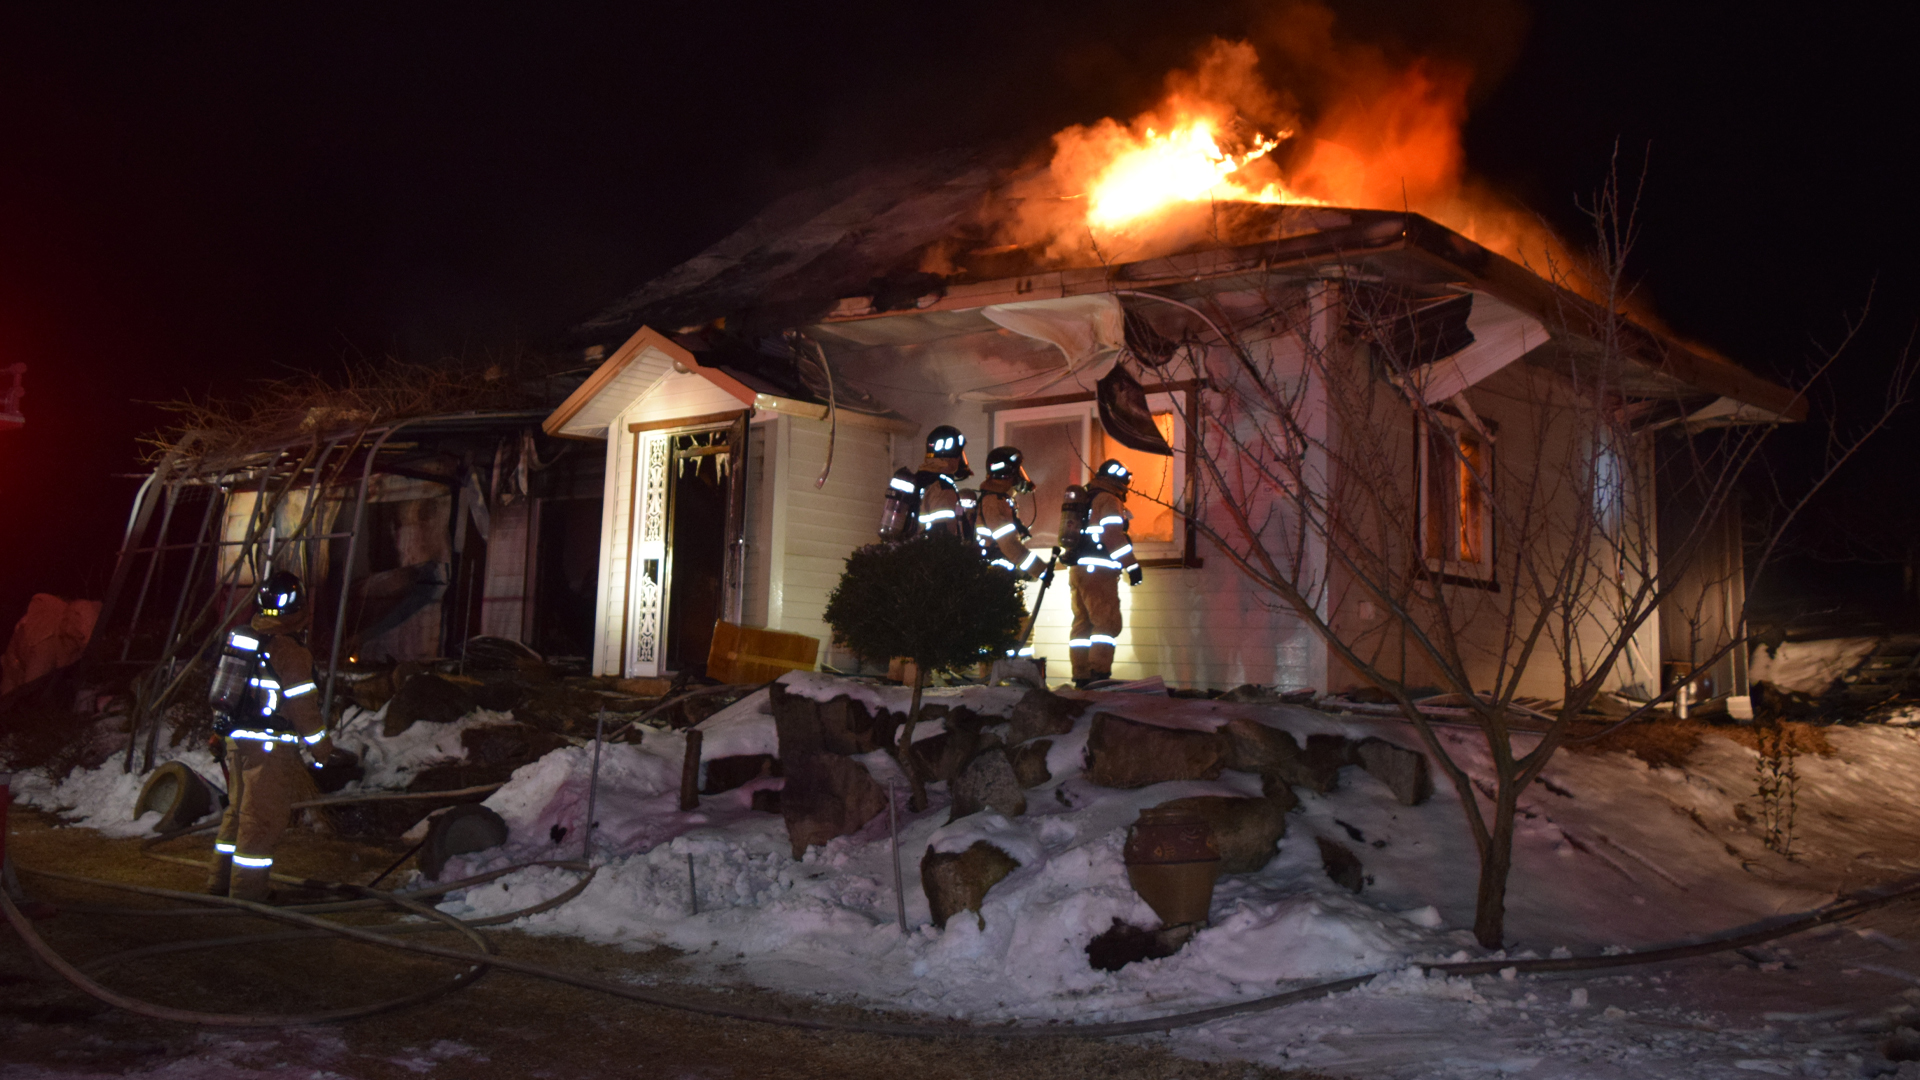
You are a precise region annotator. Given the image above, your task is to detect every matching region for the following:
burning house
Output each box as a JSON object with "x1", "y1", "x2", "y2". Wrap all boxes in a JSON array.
[{"x1": 552, "y1": 134, "x2": 1800, "y2": 700}]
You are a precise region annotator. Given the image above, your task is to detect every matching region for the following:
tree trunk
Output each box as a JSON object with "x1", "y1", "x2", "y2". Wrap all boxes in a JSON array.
[
  {"x1": 1473, "y1": 779, "x2": 1518, "y2": 949},
  {"x1": 897, "y1": 664, "x2": 930, "y2": 812}
]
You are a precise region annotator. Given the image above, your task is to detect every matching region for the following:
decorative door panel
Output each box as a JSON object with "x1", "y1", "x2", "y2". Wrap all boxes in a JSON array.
[{"x1": 626, "y1": 432, "x2": 670, "y2": 676}]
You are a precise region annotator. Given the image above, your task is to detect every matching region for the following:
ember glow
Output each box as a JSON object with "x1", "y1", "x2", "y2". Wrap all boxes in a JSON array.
[{"x1": 1082, "y1": 121, "x2": 1318, "y2": 231}]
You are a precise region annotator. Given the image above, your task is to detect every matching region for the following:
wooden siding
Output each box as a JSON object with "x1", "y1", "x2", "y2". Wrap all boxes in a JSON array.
[{"x1": 769, "y1": 417, "x2": 894, "y2": 667}]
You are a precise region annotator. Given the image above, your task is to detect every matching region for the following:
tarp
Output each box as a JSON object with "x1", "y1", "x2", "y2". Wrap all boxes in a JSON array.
[{"x1": 1, "y1": 594, "x2": 102, "y2": 695}]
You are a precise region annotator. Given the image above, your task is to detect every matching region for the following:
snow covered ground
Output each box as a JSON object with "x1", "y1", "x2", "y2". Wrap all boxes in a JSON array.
[{"x1": 17, "y1": 674, "x2": 1920, "y2": 1078}]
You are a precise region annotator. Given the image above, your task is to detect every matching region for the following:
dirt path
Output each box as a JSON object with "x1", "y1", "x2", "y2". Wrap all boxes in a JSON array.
[{"x1": 1, "y1": 810, "x2": 1317, "y2": 1079}]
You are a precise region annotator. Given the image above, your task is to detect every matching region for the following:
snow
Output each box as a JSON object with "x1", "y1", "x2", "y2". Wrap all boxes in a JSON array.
[
  {"x1": 7, "y1": 737, "x2": 223, "y2": 837},
  {"x1": 1749, "y1": 637, "x2": 1879, "y2": 694},
  {"x1": 331, "y1": 702, "x2": 518, "y2": 790},
  {"x1": 23, "y1": 673, "x2": 1920, "y2": 1077}
]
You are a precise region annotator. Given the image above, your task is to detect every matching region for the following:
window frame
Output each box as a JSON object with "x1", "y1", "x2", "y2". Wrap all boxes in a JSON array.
[
  {"x1": 1415, "y1": 409, "x2": 1499, "y2": 590},
  {"x1": 988, "y1": 382, "x2": 1202, "y2": 568}
]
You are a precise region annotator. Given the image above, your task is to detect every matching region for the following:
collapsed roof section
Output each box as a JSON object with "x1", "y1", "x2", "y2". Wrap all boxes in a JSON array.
[{"x1": 575, "y1": 156, "x2": 1804, "y2": 425}]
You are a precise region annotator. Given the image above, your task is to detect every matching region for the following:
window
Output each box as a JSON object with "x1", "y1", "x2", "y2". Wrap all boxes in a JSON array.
[
  {"x1": 991, "y1": 390, "x2": 1194, "y2": 564},
  {"x1": 1419, "y1": 413, "x2": 1495, "y2": 584}
]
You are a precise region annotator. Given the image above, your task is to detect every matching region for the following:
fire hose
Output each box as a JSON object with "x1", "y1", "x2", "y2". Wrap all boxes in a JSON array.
[{"x1": 11, "y1": 842, "x2": 1920, "y2": 1038}]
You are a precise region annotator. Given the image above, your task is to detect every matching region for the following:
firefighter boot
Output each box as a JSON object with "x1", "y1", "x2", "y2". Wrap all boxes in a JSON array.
[
  {"x1": 229, "y1": 863, "x2": 274, "y2": 904},
  {"x1": 204, "y1": 852, "x2": 233, "y2": 896}
]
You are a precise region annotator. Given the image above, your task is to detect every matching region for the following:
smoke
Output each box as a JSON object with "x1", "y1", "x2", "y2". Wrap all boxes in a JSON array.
[{"x1": 989, "y1": 0, "x2": 1586, "y2": 289}]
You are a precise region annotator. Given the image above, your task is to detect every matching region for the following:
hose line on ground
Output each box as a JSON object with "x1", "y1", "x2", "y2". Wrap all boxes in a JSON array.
[{"x1": 9, "y1": 862, "x2": 1920, "y2": 1038}]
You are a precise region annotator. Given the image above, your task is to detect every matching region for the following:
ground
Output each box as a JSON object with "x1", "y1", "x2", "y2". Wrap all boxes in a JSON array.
[
  {"x1": 17, "y1": 687, "x2": 1920, "y2": 1078},
  {"x1": 0, "y1": 809, "x2": 1311, "y2": 1080}
]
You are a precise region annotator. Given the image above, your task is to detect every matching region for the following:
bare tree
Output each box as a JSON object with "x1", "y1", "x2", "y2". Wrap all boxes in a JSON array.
[{"x1": 1142, "y1": 165, "x2": 1912, "y2": 947}]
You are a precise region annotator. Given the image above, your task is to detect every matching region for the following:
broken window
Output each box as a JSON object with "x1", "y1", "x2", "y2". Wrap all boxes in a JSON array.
[
  {"x1": 1419, "y1": 414, "x2": 1494, "y2": 581},
  {"x1": 992, "y1": 393, "x2": 1190, "y2": 562}
]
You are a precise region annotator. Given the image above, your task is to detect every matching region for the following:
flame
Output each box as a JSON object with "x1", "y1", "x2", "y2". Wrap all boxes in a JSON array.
[
  {"x1": 1082, "y1": 121, "x2": 1318, "y2": 231},
  {"x1": 1005, "y1": 28, "x2": 1575, "y2": 284}
]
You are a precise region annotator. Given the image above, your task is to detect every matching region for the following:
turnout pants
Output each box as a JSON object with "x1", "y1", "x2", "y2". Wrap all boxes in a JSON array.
[
  {"x1": 210, "y1": 737, "x2": 307, "y2": 900},
  {"x1": 1068, "y1": 566, "x2": 1123, "y2": 680}
]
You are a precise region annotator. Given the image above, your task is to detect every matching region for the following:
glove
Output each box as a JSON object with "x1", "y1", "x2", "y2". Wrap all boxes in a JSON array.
[{"x1": 1127, "y1": 565, "x2": 1143, "y2": 587}]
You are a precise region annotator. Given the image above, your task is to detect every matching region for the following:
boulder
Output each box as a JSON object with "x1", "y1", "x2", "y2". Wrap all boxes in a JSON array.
[
  {"x1": 1317, "y1": 836, "x2": 1365, "y2": 893},
  {"x1": 1151, "y1": 795, "x2": 1288, "y2": 873},
  {"x1": 1352, "y1": 736, "x2": 1433, "y2": 806},
  {"x1": 779, "y1": 752, "x2": 888, "y2": 858},
  {"x1": 1008, "y1": 740, "x2": 1053, "y2": 789},
  {"x1": 702, "y1": 753, "x2": 781, "y2": 795},
  {"x1": 1300, "y1": 734, "x2": 1352, "y2": 793},
  {"x1": 1005, "y1": 688, "x2": 1088, "y2": 746},
  {"x1": 750, "y1": 786, "x2": 783, "y2": 814},
  {"x1": 909, "y1": 726, "x2": 992, "y2": 784},
  {"x1": 948, "y1": 748, "x2": 1027, "y2": 822},
  {"x1": 1219, "y1": 717, "x2": 1302, "y2": 774},
  {"x1": 1259, "y1": 772, "x2": 1301, "y2": 812},
  {"x1": 770, "y1": 683, "x2": 898, "y2": 756},
  {"x1": 921, "y1": 841, "x2": 1021, "y2": 929},
  {"x1": 1085, "y1": 918, "x2": 1196, "y2": 971},
  {"x1": 384, "y1": 674, "x2": 478, "y2": 736},
  {"x1": 1085, "y1": 713, "x2": 1226, "y2": 789}
]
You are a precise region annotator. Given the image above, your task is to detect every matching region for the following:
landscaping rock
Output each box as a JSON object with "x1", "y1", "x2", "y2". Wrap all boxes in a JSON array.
[
  {"x1": 921, "y1": 841, "x2": 1021, "y2": 929},
  {"x1": 1317, "y1": 836, "x2": 1365, "y2": 892},
  {"x1": 1008, "y1": 740, "x2": 1053, "y2": 789},
  {"x1": 1259, "y1": 772, "x2": 1301, "y2": 812},
  {"x1": 1085, "y1": 918, "x2": 1195, "y2": 971},
  {"x1": 702, "y1": 753, "x2": 781, "y2": 795},
  {"x1": 778, "y1": 752, "x2": 888, "y2": 858},
  {"x1": 948, "y1": 747, "x2": 1026, "y2": 822},
  {"x1": 1219, "y1": 716, "x2": 1302, "y2": 774},
  {"x1": 383, "y1": 674, "x2": 477, "y2": 737},
  {"x1": 1300, "y1": 734, "x2": 1351, "y2": 793},
  {"x1": 1352, "y1": 736, "x2": 1433, "y2": 806},
  {"x1": 1151, "y1": 795, "x2": 1288, "y2": 873},
  {"x1": 1085, "y1": 713, "x2": 1226, "y2": 789},
  {"x1": 769, "y1": 683, "x2": 897, "y2": 756},
  {"x1": 749, "y1": 786, "x2": 782, "y2": 814},
  {"x1": 1217, "y1": 684, "x2": 1317, "y2": 705},
  {"x1": 1005, "y1": 688, "x2": 1087, "y2": 746}
]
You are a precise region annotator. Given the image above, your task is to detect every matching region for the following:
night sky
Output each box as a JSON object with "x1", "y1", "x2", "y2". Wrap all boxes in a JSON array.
[{"x1": 2, "y1": 2, "x2": 1916, "y2": 638}]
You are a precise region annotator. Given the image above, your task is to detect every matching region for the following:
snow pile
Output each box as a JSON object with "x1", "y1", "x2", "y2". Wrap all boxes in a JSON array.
[
  {"x1": 1749, "y1": 636, "x2": 1879, "y2": 694},
  {"x1": 8, "y1": 740, "x2": 224, "y2": 837}
]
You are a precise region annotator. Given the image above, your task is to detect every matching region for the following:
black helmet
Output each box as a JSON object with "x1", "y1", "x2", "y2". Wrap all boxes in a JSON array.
[
  {"x1": 984, "y1": 446, "x2": 1033, "y2": 492},
  {"x1": 1093, "y1": 458, "x2": 1132, "y2": 493},
  {"x1": 255, "y1": 570, "x2": 306, "y2": 618},
  {"x1": 924, "y1": 425, "x2": 972, "y2": 480}
]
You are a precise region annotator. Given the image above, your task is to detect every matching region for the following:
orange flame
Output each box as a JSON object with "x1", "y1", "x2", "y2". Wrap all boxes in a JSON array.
[
  {"x1": 1007, "y1": 32, "x2": 1570, "y2": 280},
  {"x1": 1082, "y1": 121, "x2": 1318, "y2": 231}
]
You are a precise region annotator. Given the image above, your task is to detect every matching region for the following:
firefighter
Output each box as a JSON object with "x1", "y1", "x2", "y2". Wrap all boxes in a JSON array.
[
  {"x1": 205, "y1": 571, "x2": 332, "y2": 901},
  {"x1": 975, "y1": 446, "x2": 1044, "y2": 578},
  {"x1": 1067, "y1": 459, "x2": 1143, "y2": 687},
  {"x1": 877, "y1": 425, "x2": 972, "y2": 541}
]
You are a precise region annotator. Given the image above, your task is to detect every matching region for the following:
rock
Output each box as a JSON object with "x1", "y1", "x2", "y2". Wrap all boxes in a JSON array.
[
  {"x1": 1259, "y1": 772, "x2": 1301, "y2": 812},
  {"x1": 1085, "y1": 918, "x2": 1195, "y2": 971},
  {"x1": 921, "y1": 841, "x2": 1020, "y2": 929},
  {"x1": 1352, "y1": 736, "x2": 1433, "y2": 806},
  {"x1": 770, "y1": 683, "x2": 897, "y2": 756},
  {"x1": 384, "y1": 674, "x2": 477, "y2": 736},
  {"x1": 948, "y1": 748, "x2": 1027, "y2": 822},
  {"x1": 1008, "y1": 740, "x2": 1053, "y2": 789},
  {"x1": 779, "y1": 751, "x2": 888, "y2": 858},
  {"x1": 459, "y1": 723, "x2": 569, "y2": 768},
  {"x1": 1300, "y1": 734, "x2": 1351, "y2": 793},
  {"x1": 1219, "y1": 717, "x2": 1302, "y2": 773},
  {"x1": 702, "y1": 754, "x2": 781, "y2": 795},
  {"x1": 1005, "y1": 688, "x2": 1087, "y2": 746},
  {"x1": 1084, "y1": 713, "x2": 1226, "y2": 789},
  {"x1": 470, "y1": 678, "x2": 530, "y2": 713},
  {"x1": 1344, "y1": 685, "x2": 1396, "y2": 705},
  {"x1": 1886, "y1": 1026, "x2": 1920, "y2": 1062},
  {"x1": 1151, "y1": 795, "x2": 1288, "y2": 873},
  {"x1": 750, "y1": 786, "x2": 782, "y2": 814},
  {"x1": 909, "y1": 727, "x2": 987, "y2": 784},
  {"x1": 1317, "y1": 836, "x2": 1365, "y2": 892}
]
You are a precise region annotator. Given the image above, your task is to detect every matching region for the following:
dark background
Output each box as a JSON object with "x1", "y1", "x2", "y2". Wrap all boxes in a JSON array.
[{"x1": 2, "y1": 1, "x2": 1916, "y2": 639}]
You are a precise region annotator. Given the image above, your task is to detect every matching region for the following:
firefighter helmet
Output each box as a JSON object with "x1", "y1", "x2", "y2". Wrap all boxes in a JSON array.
[
  {"x1": 923, "y1": 425, "x2": 972, "y2": 480},
  {"x1": 1092, "y1": 458, "x2": 1132, "y2": 495},
  {"x1": 255, "y1": 570, "x2": 306, "y2": 618},
  {"x1": 983, "y1": 446, "x2": 1033, "y2": 493}
]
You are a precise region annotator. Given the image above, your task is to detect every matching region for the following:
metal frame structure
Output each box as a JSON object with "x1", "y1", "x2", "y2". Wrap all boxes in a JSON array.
[{"x1": 88, "y1": 411, "x2": 551, "y2": 772}]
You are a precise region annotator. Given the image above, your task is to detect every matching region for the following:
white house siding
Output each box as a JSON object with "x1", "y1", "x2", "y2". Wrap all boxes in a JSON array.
[{"x1": 768, "y1": 416, "x2": 895, "y2": 668}]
